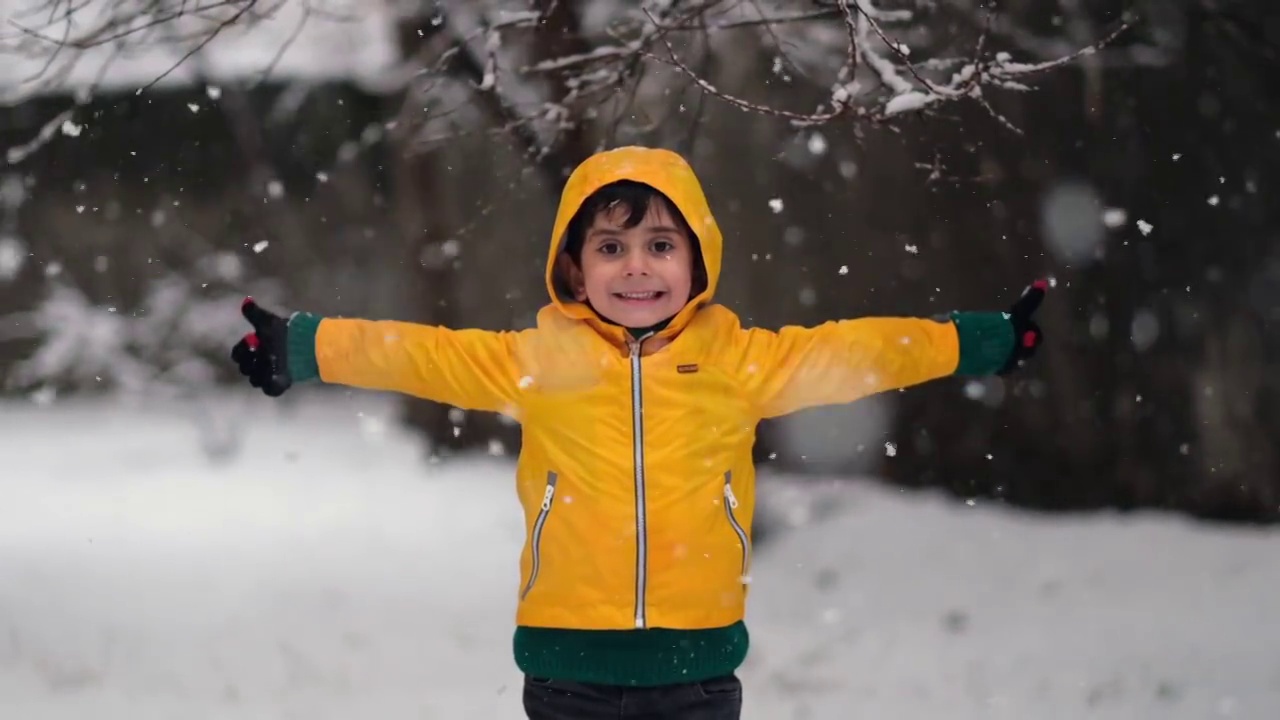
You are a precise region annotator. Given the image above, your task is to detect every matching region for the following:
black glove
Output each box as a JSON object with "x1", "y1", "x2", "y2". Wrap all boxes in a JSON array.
[
  {"x1": 997, "y1": 279, "x2": 1046, "y2": 376},
  {"x1": 231, "y1": 297, "x2": 293, "y2": 397}
]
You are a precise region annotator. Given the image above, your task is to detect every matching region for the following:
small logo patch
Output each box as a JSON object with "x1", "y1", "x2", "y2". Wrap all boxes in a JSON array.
[{"x1": 677, "y1": 363, "x2": 699, "y2": 374}]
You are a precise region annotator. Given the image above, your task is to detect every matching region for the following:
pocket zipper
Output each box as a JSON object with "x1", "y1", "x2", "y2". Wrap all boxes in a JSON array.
[
  {"x1": 722, "y1": 471, "x2": 751, "y2": 583},
  {"x1": 521, "y1": 472, "x2": 558, "y2": 600}
]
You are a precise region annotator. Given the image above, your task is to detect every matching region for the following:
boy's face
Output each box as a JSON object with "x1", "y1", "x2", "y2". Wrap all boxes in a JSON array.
[{"x1": 562, "y1": 201, "x2": 695, "y2": 330}]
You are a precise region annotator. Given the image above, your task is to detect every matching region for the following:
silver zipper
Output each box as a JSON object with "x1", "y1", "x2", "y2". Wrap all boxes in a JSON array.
[
  {"x1": 629, "y1": 333, "x2": 652, "y2": 628},
  {"x1": 520, "y1": 471, "x2": 558, "y2": 600},
  {"x1": 723, "y1": 471, "x2": 751, "y2": 583}
]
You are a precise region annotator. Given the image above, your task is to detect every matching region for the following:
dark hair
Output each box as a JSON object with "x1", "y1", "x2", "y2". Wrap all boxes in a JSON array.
[{"x1": 561, "y1": 180, "x2": 707, "y2": 294}]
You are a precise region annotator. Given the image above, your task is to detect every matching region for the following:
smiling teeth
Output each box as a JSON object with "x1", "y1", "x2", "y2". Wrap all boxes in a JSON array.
[{"x1": 618, "y1": 292, "x2": 658, "y2": 299}]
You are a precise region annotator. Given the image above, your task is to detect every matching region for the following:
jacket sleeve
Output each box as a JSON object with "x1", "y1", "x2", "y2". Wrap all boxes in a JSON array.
[
  {"x1": 293, "y1": 313, "x2": 526, "y2": 414},
  {"x1": 731, "y1": 316, "x2": 962, "y2": 419}
]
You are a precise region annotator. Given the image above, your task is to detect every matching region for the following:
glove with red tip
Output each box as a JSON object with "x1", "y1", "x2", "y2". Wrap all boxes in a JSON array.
[
  {"x1": 996, "y1": 279, "x2": 1047, "y2": 376},
  {"x1": 231, "y1": 297, "x2": 293, "y2": 397}
]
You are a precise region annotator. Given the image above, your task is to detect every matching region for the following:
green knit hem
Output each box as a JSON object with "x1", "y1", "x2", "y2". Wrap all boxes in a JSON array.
[
  {"x1": 951, "y1": 311, "x2": 1014, "y2": 376},
  {"x1": 286, "y1": 312, "x2": 322, "y2": 382},
  {"x1": 513, "y1": 622, "x2": 749, "y2": 687}
]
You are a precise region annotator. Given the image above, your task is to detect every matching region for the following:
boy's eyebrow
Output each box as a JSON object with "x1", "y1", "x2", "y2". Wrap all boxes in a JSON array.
[
  {"x1": 646, "y1": 225, "x2": 683, "y2": 235},
  {"x1": 587, "y1": 225, "x2": 684, "y2": 238}
]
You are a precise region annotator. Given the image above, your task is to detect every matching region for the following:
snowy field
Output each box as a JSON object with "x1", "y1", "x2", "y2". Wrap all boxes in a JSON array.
[{"x1": 2, "y1": 391, "x2": 1277, "y2": 719}]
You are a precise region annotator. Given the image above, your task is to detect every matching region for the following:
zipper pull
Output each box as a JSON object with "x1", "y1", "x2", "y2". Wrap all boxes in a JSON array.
[
  {"x1": 541, "y1": 483, "x2": 555, "y2": 511},
  {"x1": 723, "y1": 483, "x2": 739, "y2": 509},
  {"x1": 628, "y1": 330, "x2": 655, "y2": 357}
]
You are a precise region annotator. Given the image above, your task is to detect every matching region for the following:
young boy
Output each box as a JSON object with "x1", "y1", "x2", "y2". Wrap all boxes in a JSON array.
[{"x1": 231, "y1": 146, "x2": 1045, "y2": 719}]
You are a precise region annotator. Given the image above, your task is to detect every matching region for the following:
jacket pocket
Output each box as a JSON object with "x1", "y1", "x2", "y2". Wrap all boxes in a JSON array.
[
  {"x1": 722, "y1": 471, "x2": 751, "y2": 583},
  {"x1": 521, "y1": 471, "x2": 559, "y2": 600}
]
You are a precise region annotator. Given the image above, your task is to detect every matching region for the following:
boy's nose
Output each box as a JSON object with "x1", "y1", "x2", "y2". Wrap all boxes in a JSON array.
[{"x1": 622, "y1": 254, "x2": 651, "y2": 275}]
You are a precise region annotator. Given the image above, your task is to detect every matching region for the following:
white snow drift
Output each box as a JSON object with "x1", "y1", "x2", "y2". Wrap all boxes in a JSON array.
[{"x1": 1, "y1": 391, "x2": 1276, "y2": 719}]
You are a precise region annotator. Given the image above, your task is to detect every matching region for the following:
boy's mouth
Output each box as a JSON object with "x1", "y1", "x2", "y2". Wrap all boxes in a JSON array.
[{"x1": 613, "y1": 291, "x2": 665, "y2": 302}]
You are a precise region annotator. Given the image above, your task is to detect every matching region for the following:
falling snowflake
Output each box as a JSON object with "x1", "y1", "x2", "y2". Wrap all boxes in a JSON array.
[
  {"x1": 807, "y1": 133, "x2": 828, "y2": 156},
  {"x1": 252, "y1": 241, "x2": 269, "y2": 254},
  {"x1": 1041, "y1": 181, "x2": 1104, "y2": 263},
  {"x1": 1130, "y1": 309, "x2": 1160, "y2": 352},
  {"x1": 1136, "y1": 220, "x2": 1153, "y2": 236},
  {"x1": 904, "y1": 244, "x2": 919, "y2": 255},
  {"x1": 768, "y1": 198, "x2": 784, "y2": 213},
  {"x1": 1102, "y1": 207, "x2": 1128, "y2": 228},
  {"x1": 0, "y1": 234, "x2": 25, "y2": 281},
  {"x1": 0, "y1": 174, "x2": 27, "y2": 209},
  {"x1": 884, "y1": 441, "x2": 897, "y2": 457}
]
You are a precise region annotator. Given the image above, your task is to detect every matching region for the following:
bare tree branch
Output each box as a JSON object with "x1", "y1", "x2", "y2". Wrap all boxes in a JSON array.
[
  {"x1": 3, "y1": 105, "x2": 76, "y2": 164},
  {"x1": 0, "y1": 0, "x2": 1133, "y2": 165}
]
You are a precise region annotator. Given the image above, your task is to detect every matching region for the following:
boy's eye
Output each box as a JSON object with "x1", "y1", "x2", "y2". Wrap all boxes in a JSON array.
[
  {"x1": 598, "y1": 241, "x2": 622, "y2": 255},
  {"x1": 652, "y1": 239, "x2": 675, "y2": 253}
]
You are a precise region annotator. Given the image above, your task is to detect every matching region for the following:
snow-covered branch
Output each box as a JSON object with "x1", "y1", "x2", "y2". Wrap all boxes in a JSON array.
[
  {"x1": 0, "y1": 0, "x2": 1131, "y2": 166},
  {"x1": 402, "y1": 0, "x2": 1132, "y2": 155},
  {"x1": 0, "y1": 0, "x2": 393, "y2": 164}
]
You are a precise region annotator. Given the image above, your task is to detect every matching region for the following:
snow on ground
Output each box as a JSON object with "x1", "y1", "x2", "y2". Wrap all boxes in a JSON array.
[{"x1": 2, "y1": 391, "x2": 1277, "y2": 719}]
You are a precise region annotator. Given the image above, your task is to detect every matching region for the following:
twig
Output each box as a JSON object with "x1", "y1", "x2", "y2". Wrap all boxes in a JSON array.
[
  {"x1": 642, "y1": 8, "x2": 849, "y2": 126},
  {"x1": 137, "y1": 2, "x2": 256, "y2": 93},
  {"x1": 251, "y1": 0, "x2": 313, "y2": 87},
  {"x1": 4, "y1": 107, "x2": 77, "y2": 165}
]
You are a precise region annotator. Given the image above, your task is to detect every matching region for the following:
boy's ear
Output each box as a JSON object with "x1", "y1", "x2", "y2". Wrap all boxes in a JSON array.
[{"x1": 556, "y1": 253, "x2": 588, "y2": 302}]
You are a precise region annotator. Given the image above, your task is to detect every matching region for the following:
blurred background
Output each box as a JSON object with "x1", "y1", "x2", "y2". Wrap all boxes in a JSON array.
[{"x1": 2, "y1": 1, "x2": 1279, "y2": 718}]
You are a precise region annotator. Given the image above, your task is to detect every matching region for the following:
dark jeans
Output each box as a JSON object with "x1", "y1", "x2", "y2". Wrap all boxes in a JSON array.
[{"x1": 522, "y1": 674, "x2": 742, "y2": 720}]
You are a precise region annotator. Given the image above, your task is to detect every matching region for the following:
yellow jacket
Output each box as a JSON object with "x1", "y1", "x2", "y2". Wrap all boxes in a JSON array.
[{"x1": 308, "y1": 147, "x2": 961, "y2": 631}]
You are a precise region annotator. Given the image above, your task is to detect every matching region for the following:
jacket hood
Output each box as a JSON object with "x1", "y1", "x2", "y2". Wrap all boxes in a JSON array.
[{"x1": 545, "y1": 146, "x2": 723, "y2": 341}]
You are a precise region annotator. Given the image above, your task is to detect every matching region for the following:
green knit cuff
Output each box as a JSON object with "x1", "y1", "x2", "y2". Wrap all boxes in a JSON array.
[
  {"x1": 950, "y1": 311, "x2": 1014, "y2": 376},
  {"x1": 286, "y1": 312, "x2": 323, "y2": 382}
]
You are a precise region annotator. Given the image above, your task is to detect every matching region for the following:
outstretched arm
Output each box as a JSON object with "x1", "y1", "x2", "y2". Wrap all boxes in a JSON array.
[
  {"x1": 732, "y1": 281, "x2": 1047, "y2": 418},
  {"x1": 234, "y1": 299, "x2": 526, "y2": 414}
]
